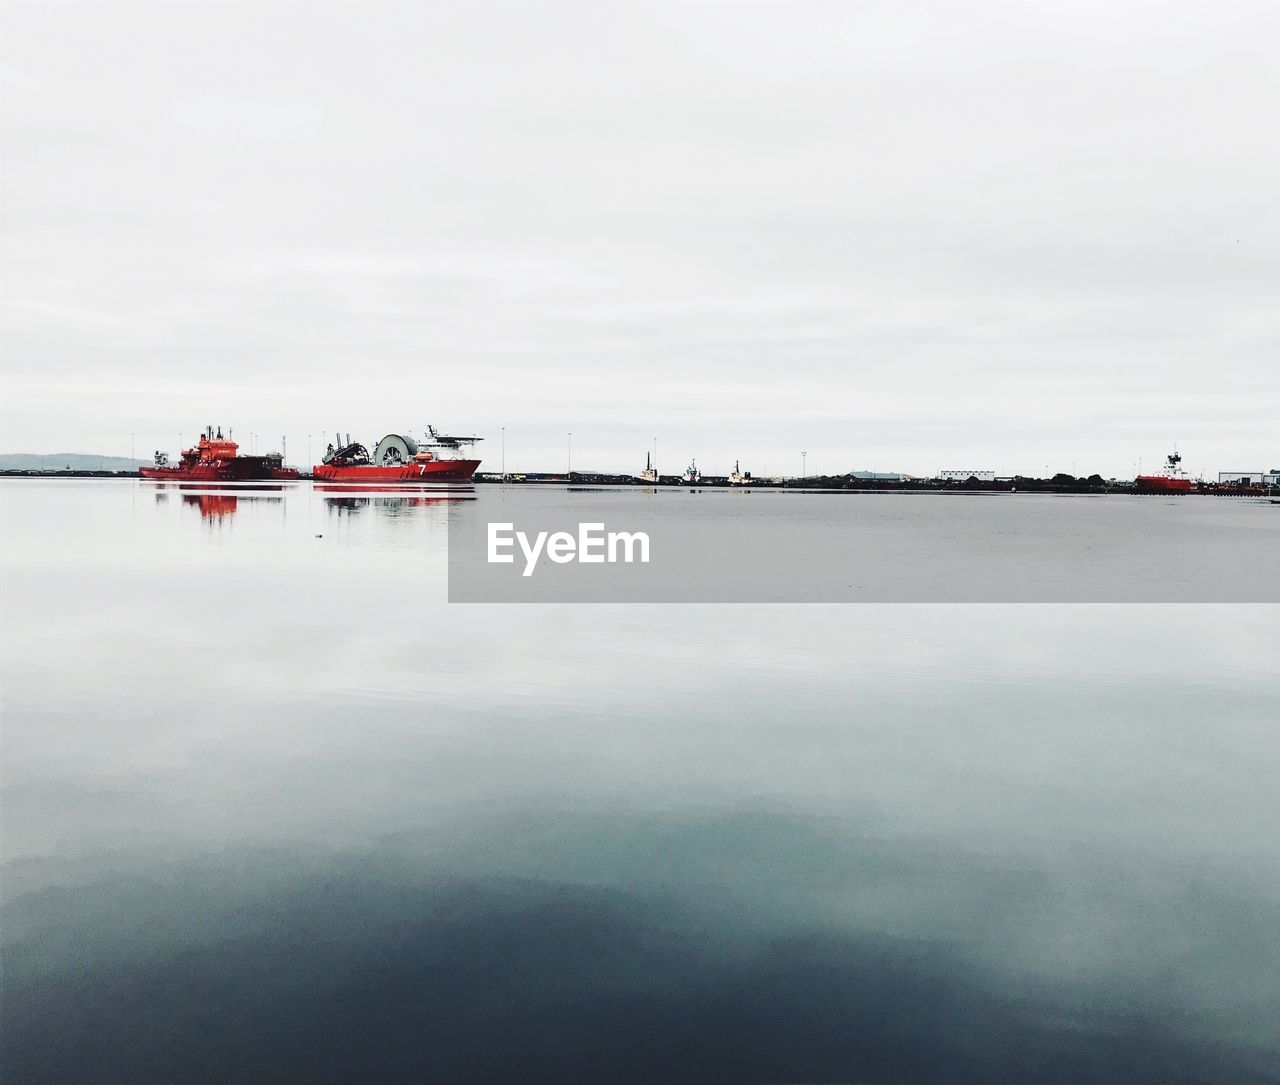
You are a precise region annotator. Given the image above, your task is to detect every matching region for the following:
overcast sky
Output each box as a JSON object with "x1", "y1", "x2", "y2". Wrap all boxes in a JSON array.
[{"x1": 2, "y1": 0, "x2": 1276, "y2": 477}]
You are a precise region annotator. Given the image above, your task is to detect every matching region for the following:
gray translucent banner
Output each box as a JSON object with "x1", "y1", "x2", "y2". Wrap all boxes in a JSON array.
[{"x1": 447, "y1": 487, "x2": 1280, "y2": 603}]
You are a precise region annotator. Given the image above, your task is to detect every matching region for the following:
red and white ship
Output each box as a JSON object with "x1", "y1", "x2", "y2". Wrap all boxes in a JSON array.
[
  {"x1": 312, "y1": 427, "x2": 482, "y2": 482},
  {"x1": 140, "y1": 426, "x2": 300, "y2": 482},
  {"x1": 1136, "y1": 449, "x2": 1194, "y2": 492}
]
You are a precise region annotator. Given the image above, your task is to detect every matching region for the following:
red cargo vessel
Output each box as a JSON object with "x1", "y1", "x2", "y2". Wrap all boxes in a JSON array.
[
  {"x1": 313, "y1": 428, "x2": 481, "y2": 482},
  {"x1": 1136, "y1": 449, "x2": 1193, "y2": 492},
  {"x1": 140, "y1": 426, "x2": 300, "y2": 482}
]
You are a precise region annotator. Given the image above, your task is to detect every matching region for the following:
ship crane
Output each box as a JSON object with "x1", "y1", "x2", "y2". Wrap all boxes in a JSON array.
[{"x1": 323, "y1": 440, "x2": 371, "y2": 465}]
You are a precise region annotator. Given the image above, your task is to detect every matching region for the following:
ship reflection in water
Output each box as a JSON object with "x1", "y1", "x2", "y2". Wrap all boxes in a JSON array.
[
  {"x1": 174, "y1": 491, "x2": 284, "y2": 523},
  {"x1": 320, "y1": 483, "x2": 476, "y2": 518},
  {"x1": 151, "y1": 482, "x2": 475, "y2": 529},
  {"x1": 154, "y1": 487, "x2": 286, "y2": 524},
  {"x1": 182, "y1": 493, "x2": 243, "y2": 521}
]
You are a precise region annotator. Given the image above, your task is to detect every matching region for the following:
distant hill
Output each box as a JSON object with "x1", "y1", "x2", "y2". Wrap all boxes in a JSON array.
[{"x1": 0, "y1": 453, "x2": 150, "y2": 472}]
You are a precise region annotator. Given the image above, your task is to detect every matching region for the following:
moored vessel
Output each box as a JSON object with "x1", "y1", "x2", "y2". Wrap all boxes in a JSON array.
[
  {"x1": 140, "y1": 426, "x2": 299, "y2": 482},
  {"x1": 313, "y1": 427, "x2": 481, "y2": 482},
  {"x1": 1136, "y1": 449, "x2": 1193, "y2": 492},
  {"x1": 634, "y1": 451, "x2": 659, "y2": 484}
]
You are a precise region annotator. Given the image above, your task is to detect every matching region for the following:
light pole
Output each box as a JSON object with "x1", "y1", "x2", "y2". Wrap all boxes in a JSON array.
[
  {"x1": 307, "y1": 434, "x2": 312, "y2": 466},
  {"x1": 802, "y1": 450, "x2": 806, "y2": 478},
  {"x1": 501, "y1": 427, "x2": 506, "y2": 480},
  {"x1": 130, "y1": 433, "x2": 135, "y2": 461},
  {"x1": 653, "y1": 436, "x2": 657, "y2": 476},
  {"x1": 568, "y1": 432, "x2": 572, "y2": 475}
]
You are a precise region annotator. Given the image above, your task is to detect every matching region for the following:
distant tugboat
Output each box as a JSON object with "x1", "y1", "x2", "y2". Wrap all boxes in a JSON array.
[
  {"x1": 140, "y1": 426, "x2": 299, "y2": 482},
  {"x1": 313, "y1": 428, "x2": 481, "y2": 482},
  {"x1": 635, "y1": 451, "x2": 659, "y2": 484},
  {"x1": 682, "y1": 459, "x2": 702, "y2": 484},
  {"x1": 727, "y1": 459, "x2": 754, "y2": 486},
  {"x1": 1136, "y1": 449, "x2": 1193, "y2": 492}
]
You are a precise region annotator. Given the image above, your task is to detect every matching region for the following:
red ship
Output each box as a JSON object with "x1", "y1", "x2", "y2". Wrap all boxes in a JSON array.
[
  {"x1": 312, "y1": 428, "x2": 482, "y2": 482},
  {"x1": 1136, "y1": 449, "x2": 1194, "y2": 492},
  {"x1": 140, "y1": 426, "x2": 301, "y2": 482}
]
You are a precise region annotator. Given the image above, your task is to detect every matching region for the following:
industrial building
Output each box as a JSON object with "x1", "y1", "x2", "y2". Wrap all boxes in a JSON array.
[
  {"x1": 938, "y1": 469, "x2": 997, "y2": 482},
  {"x1": 1218, "y1": 471, "x2": 1265, "y2": 486}
]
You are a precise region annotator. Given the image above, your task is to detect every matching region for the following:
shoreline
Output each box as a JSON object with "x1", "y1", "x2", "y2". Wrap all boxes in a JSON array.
[{"x1": 2, "y1": 469, "x2": 1274, "y2": 498}]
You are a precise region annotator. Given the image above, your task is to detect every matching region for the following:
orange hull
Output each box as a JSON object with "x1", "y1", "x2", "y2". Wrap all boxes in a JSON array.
[
  {"x1": 312, "y1": 459, "x2": 480, "y2": 482},
  {"x1": 1136, "y1": 475, "x2": 1193, "y2": 492},
  {"x1": 140, "y1": 461, "x2": 299, "y2": 481}
]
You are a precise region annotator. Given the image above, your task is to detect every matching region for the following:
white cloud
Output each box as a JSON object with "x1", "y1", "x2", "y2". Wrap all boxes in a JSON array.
[{"x1": 2, "y1": 0, "x2": 1276, "y2": 475}]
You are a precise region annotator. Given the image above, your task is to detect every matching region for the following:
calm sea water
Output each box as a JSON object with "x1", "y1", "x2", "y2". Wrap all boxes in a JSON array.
[{"x1": 2, "y1": 479, "x2": 1278, "y2": 1083}]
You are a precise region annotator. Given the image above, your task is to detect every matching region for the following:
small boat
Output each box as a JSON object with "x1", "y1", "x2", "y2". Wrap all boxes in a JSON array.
[
  {"x1": 727, "y1": 459, "x2": 754, "y2": 486},
  {"x1": 634, "y1": 451, "x2": 659, "y2": 484},
  {"x1": 140, "y1": 426, "x2": 299, "y2": 482},
  {"x1": 682, "y1": 459, "x2": 702, "y2": 484},
  {"x1": 312, "y1": 427, "x2": 481, "y2": 482}
]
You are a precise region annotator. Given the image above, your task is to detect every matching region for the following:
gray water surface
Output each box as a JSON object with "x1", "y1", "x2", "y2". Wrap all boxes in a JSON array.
[{"x1": 2, "y1": 480, "x2": 1278, "y2": 1083}]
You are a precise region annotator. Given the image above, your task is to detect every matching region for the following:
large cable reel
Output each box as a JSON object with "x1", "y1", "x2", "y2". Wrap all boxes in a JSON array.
[{"x1": 373, "y1": 433, "x2": 420, "y2": 465}]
